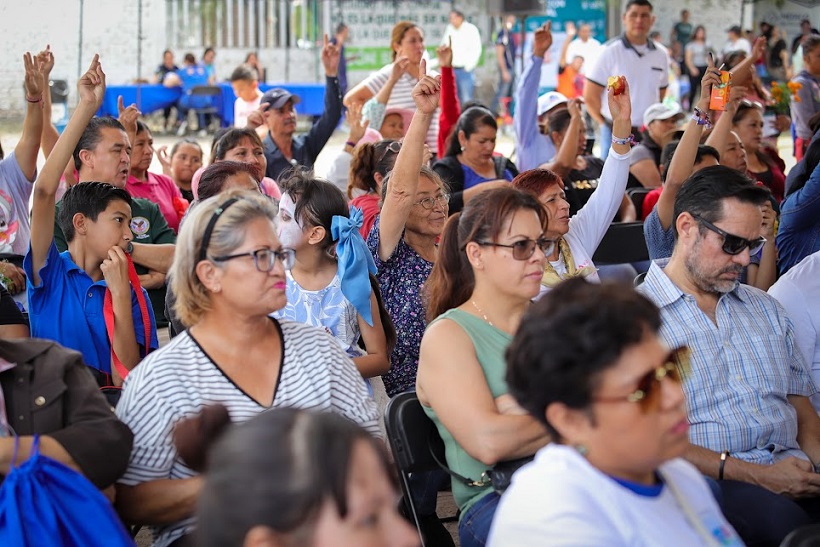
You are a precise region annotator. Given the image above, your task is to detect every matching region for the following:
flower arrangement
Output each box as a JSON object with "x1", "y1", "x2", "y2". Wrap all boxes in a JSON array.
[{"x1": 770, "y1": 81, "x2": 802, "y2": 115}]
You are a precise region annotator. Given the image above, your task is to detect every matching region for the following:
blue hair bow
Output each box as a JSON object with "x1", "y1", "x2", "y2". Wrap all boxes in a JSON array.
[{"x1": 332, "y1": 207, "x2": 377, "y2": 326}]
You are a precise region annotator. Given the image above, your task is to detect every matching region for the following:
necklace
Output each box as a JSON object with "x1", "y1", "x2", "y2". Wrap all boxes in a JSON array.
[{"x1": 471, "y1": 300, "x2": 494, "y2": 327}]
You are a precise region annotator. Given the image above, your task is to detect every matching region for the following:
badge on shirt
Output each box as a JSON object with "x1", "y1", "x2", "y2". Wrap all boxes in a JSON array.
[{"x1": 130, "y1": 217, "x2": 151, "y2": 239}]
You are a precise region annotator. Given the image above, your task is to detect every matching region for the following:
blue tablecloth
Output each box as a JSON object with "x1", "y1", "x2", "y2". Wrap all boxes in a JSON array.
[{"x1": 98, "y1": 82, "x2": 327, "y2": 127}]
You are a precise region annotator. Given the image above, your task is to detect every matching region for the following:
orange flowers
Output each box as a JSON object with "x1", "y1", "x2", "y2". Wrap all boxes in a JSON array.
[{"x1": 771, "y1": 81, "x2": 802, "y2": 114}]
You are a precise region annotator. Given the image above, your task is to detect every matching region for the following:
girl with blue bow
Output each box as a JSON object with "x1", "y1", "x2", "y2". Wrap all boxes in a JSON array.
[{"x1": 273, "y1": 172, "x2": 394, "y2": 379}]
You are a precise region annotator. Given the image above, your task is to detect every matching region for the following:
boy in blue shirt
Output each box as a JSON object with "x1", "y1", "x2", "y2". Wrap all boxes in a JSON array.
[{"x1": 25, "y1": 54, "x2": 158, "y2": 387}]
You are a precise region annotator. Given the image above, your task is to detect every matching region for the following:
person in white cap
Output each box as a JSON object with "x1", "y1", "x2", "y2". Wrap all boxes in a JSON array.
[
  {"x1": 629, "y1": 102, "x2": 684, "y2": 188},
  {"x1": 514, "y1": 22, "x2": 570, "y2": 171}
]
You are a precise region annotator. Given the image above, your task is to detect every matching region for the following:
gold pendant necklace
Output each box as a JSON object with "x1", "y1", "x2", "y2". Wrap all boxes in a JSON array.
[{"x1": 471, "y1": 300, "x2": 495, "y2": 327}]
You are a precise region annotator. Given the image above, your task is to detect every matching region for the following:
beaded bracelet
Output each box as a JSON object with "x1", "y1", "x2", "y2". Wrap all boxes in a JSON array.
[
  {"x1": 611, "y1": 134, "x2": 635, "y2": 146},
  {"x1": 693, "y1": 107, "x2": 713, "y2": 129}
]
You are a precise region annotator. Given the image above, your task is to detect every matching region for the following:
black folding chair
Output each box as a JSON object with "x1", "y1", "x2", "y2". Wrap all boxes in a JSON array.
[
  {"x1": 384, "y1": 392, "x2": 455, "y2": 547},
  {"x1": 626, "y1": 187, "x2": 653, "y2": 216},
  {"x1": 592, "y1": 221, "x2": 649, "y2": 265}
]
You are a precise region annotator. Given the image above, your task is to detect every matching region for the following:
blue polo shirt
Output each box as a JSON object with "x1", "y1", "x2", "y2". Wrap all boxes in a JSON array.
[{"x1": 24, "y1": 242, "x2": 158, "y2": 375}]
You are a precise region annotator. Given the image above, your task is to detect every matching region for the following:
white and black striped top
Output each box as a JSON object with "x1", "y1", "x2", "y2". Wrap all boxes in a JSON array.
[
  {"x1": 116, "y1": 318, "x2": 379, "y2": 547},
  {"x1": 363, "y1": 63, "x2": 441, "y2": 154}
]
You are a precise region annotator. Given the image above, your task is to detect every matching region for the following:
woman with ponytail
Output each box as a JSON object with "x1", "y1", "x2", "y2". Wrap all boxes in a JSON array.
[
  {"x1": 417, "y1": 186, "x2": 553, "y2": 547},
  {"x1": 348, "y1": 138, "x2": 402, "y2": 239}
]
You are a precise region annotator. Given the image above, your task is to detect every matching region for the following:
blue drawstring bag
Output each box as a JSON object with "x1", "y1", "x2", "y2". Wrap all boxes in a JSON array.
[{"x1": 0, "y1": 435, "x2": 134, "y2": 546}]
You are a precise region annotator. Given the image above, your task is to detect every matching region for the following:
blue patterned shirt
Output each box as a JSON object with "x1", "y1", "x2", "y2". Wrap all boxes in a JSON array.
[
  {"x1": 366, "y1": 216, "x2": 433, "y2": 397},
  {"x1": 638, "y1": 260, "x2": 817, "y2": 465}
]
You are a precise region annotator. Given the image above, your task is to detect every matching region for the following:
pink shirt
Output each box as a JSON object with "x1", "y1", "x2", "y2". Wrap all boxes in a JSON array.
[{"x1": 126, "y1": 172, "x2": 186, "y2": 233}]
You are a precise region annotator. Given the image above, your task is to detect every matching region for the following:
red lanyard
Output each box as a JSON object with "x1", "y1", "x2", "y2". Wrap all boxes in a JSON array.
[{"x1": 102, "y1": 254, "x2": 152, "y2": 383}]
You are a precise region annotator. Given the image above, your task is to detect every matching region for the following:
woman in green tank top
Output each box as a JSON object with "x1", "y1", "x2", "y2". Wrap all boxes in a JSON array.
[{"x1": 416, "y1": 186, "x2": 555, "y2": 547}]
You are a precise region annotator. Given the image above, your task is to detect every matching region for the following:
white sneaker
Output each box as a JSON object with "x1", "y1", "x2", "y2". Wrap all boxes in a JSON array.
[{"x1": 176, "y1": 121, "x2": 188, "y2": 137}]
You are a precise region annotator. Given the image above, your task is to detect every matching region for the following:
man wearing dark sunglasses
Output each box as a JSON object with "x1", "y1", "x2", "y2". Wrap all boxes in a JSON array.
[{"x1": 638, "y1": 166, "x2": 820, "y2": 544}]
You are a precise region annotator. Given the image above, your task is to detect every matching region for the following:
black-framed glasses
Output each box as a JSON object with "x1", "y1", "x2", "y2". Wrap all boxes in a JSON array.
[
  {"x1": 476, "y1": 237, "x2": 556, "y2": 260},
  {"x1": 692, "y1": 215, "x2": 766, "y2": 256},
  {"x1": 593, "y1": 346, "x2": 690, "y2": 412},
  {"x1": 377, "y1": 140, "x2": 402, "y2": 164},
  {"x1": 210, "y1": 247, "x2": 296, "y2": 272},
  {"x1": 414, "y1": 193, "x2": 450, "y2": 210}
]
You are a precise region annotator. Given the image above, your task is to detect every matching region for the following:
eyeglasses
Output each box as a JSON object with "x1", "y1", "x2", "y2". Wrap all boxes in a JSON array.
[
  {"x1": 476, "y1": 237, "x2": 556, "y2": 260},
  {"x1": 593, "y1": 346, "x2": 690, "y2": 412},
  {"x1": 210, "y1": 247, "x2": 296, "y2": 272},
  {"x1": 377, "y1": 140, "x2": 402, "y2": 164},
  {"x1": 414, "y1": 193, "x2": 450, "y2": 210},
  {"x1": 692, "y1": 215, "x2": 766, "y2": 256}
]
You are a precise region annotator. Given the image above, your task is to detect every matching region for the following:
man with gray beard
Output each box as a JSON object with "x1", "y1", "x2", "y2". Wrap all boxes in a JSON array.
[{"x1": 637, "y1": 165, "x2": 820, "y2": 544}]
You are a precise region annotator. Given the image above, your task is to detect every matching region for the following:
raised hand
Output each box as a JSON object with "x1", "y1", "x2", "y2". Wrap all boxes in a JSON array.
[
  {"x1": 533, "y1": 21, "x2": 553, "y2": 58},
  {"x1": 391, "y1": 55, "x2": 410, "y2": 80},
  {"x1": 321, "y1": 33, "x2": 341, "y2": 77},
  {"x1": 155, "y1": 145, "x2": 172, "y2": 175},
  {"x1": 77, "y1": 54, "x2": 105, "y2": 108},
  {"x1": 724, "y1": 85, "x2": 748, "y2": 114},
  {"x1": 36, "y1": 45, "x2": 54, "y2": 77},
  {"x1": 698, "y1": 56, "x2": 722, "y2": 109},
  {"x1": 760, "y1": 200, "x2": 776, "y2": 238},
  {"x1": 23, "y1": 52, "x2": 45, "y2": 99},
  {"x1": 565, "y1": 21, "x2": 577, "y2": 40},
  {"x1": 245, "y1": 101, "x2": 269, "y2": 129},
  {"x1": 117, "y1": 95, "x2": 140, "y2": 135},
  {"x1": 411, "y1": 59, "x2": 441, "y2": 114},
  {"x1": 607, "y1": 77, "x2": 632, "y2": 123},
  {"x1": 436, "y1": 36, "x2": 453, "y2": 69},
  {"x1": 346, "y1": 102, "x2": 369, "y2": 144},
  {"x1": 567, "y1": 97, "x2": 582, "y2": 120}
]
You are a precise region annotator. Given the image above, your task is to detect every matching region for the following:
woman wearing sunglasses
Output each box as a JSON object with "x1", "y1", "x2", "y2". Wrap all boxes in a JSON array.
[
  {"x1": 490, "y1": 279, "x2": 742, "y2": 546},
  {"x1": 115, "y1": 189, "x2": 379, "y2": 547},
  {"x1": 417, "y1": 186, "x2": 554, "y2": 547},
  {"x1": 513, "y1": 79, "x2": 634, "y2": 294}
]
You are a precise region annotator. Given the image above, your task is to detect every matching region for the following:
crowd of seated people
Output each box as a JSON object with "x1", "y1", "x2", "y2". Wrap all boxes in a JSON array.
[{"x1": 1, "y1": 3, "x2": 819, "y2": 545}]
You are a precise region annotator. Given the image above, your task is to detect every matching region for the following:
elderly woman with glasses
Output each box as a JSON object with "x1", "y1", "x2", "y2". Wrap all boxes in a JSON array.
[
  {"x1": 115, "y1": 189, "x2": 379, "y2": 547},
  {"x1": 513, "y1": 80, "x2": 634, "y2": 294},
  {"x1": 365, "y1": 62, "x2": 445, "y2": 400},
  {"x1": 417, "y1": 186, "x2": 554, "y2": 547},
  {"x1": 489, "y1": 280, "x2": 742, "y2": 546}
]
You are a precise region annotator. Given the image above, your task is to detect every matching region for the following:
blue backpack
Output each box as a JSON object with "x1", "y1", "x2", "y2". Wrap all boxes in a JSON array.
[{"x1": 0, "y1": 436, "x2": 134, "y2": 546}]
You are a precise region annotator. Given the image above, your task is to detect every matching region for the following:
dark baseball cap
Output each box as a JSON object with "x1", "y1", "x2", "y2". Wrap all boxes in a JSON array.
[{"x1": 261, "y1": 88, "x2": 301, "y2": 109}]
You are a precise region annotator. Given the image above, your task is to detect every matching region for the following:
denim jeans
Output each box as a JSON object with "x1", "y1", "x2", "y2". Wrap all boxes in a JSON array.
[
  {"x1": 458, "y1": 491, "x2": 501, "y2": 547},
  {"x1": 490, "y1": 74, "x2": 515, "y2": 115},
  {"x1": 454, "y1": 68, "x2": 475, "y2": 105}
]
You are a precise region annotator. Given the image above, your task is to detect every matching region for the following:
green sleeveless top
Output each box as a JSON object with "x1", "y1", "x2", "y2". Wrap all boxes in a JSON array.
[{"x1": 422, "y1": 308, "x2": 513, "y2": 517}]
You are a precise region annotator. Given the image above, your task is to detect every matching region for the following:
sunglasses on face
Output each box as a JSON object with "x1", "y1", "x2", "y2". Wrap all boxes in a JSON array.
[
  {"x1": 476, "y1": 237, "x2": 556, "y2": 260},
  {"x1": 211, "y1": 247, "x2": 296, "y2": 272},
  {"x1": 593, "y1": 346, "x2": 690, "y2": 413},
  {"x1": 692, "y1": 215, "x2": 766, "y2": 256}
]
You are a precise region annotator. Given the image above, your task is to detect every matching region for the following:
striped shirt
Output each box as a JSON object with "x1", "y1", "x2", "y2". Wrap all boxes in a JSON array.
[
  {"x1": 638, "y1": 260, "x2": 817, "y2": 465},
  {"x1": 362, "y1": 64, "x2": 440, "y2": 154},
  {"x1": 116, "y1": 319, "x2": 379, "y2": 547}
]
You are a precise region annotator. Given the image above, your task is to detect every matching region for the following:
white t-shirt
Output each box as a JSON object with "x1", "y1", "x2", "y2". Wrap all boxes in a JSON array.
[
  {"x1": 488, "y1": 444, "x2": 743, "y2": 546},
  {"x1": 441, "y1": 21, "x2": 483, "y2": 72},
  {"x1": 0, "y1": 151, "x2": 35, "y2": 256},
  {"x1": 565, "y1": 37, "x2": 603, "y2": 74},
  {"x1": 769, "y1": 251, "x2": 820, "y2": 412},
  {"x1": 362, "y1": 64, "x2": 440, "y2": 153},
  {"x1": 233, "y1": 91, "x2": 262, "y2": 128},
  {"x1": 116, "y1": 319, "x2": 379, "y2": 547},
  {"x1": 723, "y1": 38, "x2": 752, "y2": 56},
  {"x1": 586, "y1": 36, "x2": 670, "y2": 127}
]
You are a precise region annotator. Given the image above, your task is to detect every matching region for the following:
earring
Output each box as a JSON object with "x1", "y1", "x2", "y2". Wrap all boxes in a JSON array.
[
  {"x1": 574, "y1": 444, "x2": 589, "y2": 457},
  {"x1": 460, "y1": 145, "x2": 465, "y2": 152},
  {"x1": 211, "y1": 284, "x2": 222, "y2": 294}
]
